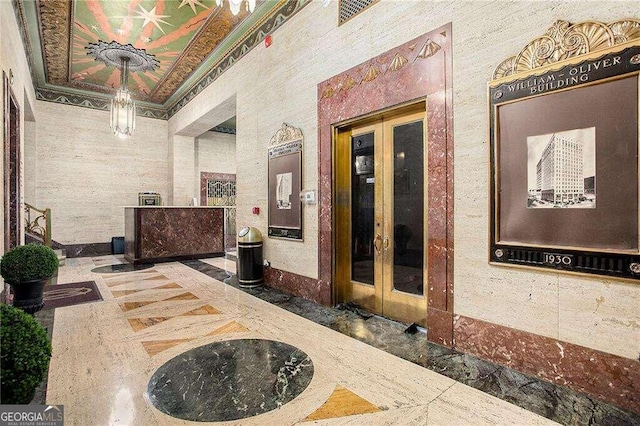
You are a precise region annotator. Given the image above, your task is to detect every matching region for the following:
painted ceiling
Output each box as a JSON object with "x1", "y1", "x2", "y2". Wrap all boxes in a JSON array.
[{"x1": 16, "y1": 0, "x2": 309, "y2": 119}]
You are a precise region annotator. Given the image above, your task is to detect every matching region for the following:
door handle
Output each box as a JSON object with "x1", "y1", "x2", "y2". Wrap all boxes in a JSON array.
[
  {"x1": 373, "y1": 234, "x2": 382, "y2": 255},
  {"x1": 383, "y1": 236, "x2": 389, "y2": 250}
]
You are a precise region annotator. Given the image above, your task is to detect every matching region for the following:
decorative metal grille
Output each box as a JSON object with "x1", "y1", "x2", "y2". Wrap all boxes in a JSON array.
[
  {"x1": 339, "y1": 0, "x2": 377, "y2": 25},
  {"x1": 224, "y1": 207, "x2": 236, "y2": 237},
  {"x1": 207, "y1": 180, "x2": 236, "y2": 207}
]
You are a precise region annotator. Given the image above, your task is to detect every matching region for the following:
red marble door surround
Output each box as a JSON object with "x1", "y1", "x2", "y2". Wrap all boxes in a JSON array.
[{"x1": 317, "y1": 24, "x2": 455, "y2": 344}]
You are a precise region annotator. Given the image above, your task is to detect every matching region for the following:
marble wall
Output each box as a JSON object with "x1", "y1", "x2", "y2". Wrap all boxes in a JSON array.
[
  {"x1": 167, "y1": 0, "x2": 639, "y2": 411},
  {"x1": 34, "y1": 101, "x2": 169, "y2": 245},
  {"x1": 196, "y1": 131, "x2": 236, "y2": 177},
  {"x1": 170, "y1": 135, "x2": 196, "y2": 206}
]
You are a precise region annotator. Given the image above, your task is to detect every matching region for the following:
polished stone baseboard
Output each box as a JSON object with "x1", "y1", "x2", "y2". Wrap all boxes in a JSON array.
[
  {"x1": 455, "y1": 315, "x2": 639, "y2": 414},
  {"x1": 64, "y1": 242, "x2": 112, "y2": 258}
]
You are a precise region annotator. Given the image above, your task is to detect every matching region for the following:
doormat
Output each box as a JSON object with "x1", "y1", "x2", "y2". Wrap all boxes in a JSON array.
[{"x1": 43, "y1": 281, "x2": 103, "y2": 310}]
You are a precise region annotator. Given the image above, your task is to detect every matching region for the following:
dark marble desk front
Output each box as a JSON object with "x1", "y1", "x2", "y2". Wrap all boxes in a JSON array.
[{"x1": 124, "y1": 207, "x2": 224, "y2": 264}]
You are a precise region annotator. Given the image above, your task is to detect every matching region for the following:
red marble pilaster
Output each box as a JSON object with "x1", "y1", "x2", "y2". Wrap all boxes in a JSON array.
[
  {"x1": 454, "y1": 315, "x2": 640, "y2": 413},
  {"x1": 427, "y1": 308, "x2": 454, "y2": 347}
]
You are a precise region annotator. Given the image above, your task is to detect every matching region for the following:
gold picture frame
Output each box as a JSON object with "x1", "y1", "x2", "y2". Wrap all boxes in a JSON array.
[{"x1": 489, "y1": 19, "x2": 640, "y2": 281}]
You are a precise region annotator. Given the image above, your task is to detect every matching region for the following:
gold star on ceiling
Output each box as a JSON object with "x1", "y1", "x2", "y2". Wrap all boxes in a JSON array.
[
  {"x1": 178, "y1": 0, "x2": 210, "y2": 14},
  {"x1": 133, "y1": 5, "x2": 173, "y2": 34}
]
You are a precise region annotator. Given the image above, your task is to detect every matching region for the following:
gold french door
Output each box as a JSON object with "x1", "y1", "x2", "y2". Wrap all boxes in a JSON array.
[{"x1": 335, "y1": 105, "x2": 427, "y2": 326}]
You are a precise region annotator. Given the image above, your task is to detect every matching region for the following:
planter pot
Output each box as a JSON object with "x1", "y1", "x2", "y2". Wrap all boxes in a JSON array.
[{"x1": 9, "y1": 278, "x2": 50, "y2": 314}]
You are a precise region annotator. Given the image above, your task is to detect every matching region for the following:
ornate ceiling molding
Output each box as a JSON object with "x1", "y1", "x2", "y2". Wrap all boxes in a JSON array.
[
  {"x1": 36, "y1": 88, "x2": 168, "y2": 120},
  {"x1": 149, "y1": 7, "x2": 244, "y2": 103},
  {"x1": 11, "y1": 0, "x2": 37, "y2": 87},
  {"x1": 86, "y1": 41, "x2": 160, "y2": 72},
  {"x1": 494, "y1": 19, "x2": 640, "y2": 79},
  {"x1": 36, "y1": 0, "x2": 72, "y2": 85},
  {"x1": 16, "y1": 0, "x2": 310, "y2": 120},
  {"x1": 167, "y1": 0, "x2": 309, "y2": 118}
]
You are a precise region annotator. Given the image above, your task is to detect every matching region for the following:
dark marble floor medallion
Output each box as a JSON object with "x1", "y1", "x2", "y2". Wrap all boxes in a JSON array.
[
  {"x1": 91, "y1": 263, "x2": 154, "y2": 273},
  {"x1": 147, "y1": 339, "x2": 314, "y2": 422}
]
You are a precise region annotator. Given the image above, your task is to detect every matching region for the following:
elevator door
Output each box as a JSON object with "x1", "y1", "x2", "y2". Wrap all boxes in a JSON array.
[{"x1": 335, "y1": 108, "x2": 427, "y2": 326}]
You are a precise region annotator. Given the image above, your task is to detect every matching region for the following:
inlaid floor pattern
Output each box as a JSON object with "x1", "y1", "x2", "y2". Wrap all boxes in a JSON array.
[{"x1": 45, "y1": 256, "x2": 557, "y2": 425}]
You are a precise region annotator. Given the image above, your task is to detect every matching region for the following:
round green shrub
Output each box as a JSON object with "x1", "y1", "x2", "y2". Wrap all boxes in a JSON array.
[
  {"x1": 0, "y1": 244, "x2": 59, "y2": 284},
  {"x1": 0, "y1": 304, "x2": 52, "y2": 404}
]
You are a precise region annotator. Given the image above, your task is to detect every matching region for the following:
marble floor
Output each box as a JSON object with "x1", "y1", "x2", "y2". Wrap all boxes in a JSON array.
[{"x1": 43, "y1": 255, "x2": 561, "y2": 425}]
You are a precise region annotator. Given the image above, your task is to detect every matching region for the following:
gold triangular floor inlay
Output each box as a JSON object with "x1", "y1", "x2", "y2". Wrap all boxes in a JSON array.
[
  {"x1": 304, "y1": 385, "x2": 382, "y2": 421},
  {"x1": 102, "y1": 271, "x2": 159, "y2": 281},
  {"x1": 111, "y1": 282, "x2": 181, "y2": 297},
  {"x1": 105, "y1": 274, "x2": 168, "y2": 288},
  {"x1": 111, "y1": 289, "x2": 144, "y2": 298},
  {"x1": 128, "y1": 317, "x2": 172, "y2": 332},
  {"x1": 119, "y1": 301, "x2": 156, "y2": 312},
  {"x1": 207, "y1": 321, "x2": 249, "y2": 336},
  {"x1": 141, "y1": 339, "x2": 193, "y2": 356},
  {"x1": 118, "y1": 292, "x2": 198, "y2": 312},
  {"x1": 154, "y1": 282, "x2": 182, "y2": 290},
  {"x1": 164, "y1": 292, "x2": 199, "y2": 301},
  {"x1": 182, "y1": 305, "x2": 221, "y2": 316}
]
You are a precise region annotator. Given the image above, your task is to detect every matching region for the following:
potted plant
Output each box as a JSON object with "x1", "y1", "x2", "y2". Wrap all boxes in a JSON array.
[
  {"x1": 0, "y1": 304, "x2": 52, "y2": 403},
  {"x1": 1, "y1": 244, "x2": 59, "y2": 314}
]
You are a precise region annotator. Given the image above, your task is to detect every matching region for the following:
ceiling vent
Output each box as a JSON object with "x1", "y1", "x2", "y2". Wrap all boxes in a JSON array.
[{"x1": 339, "y1": 0, "x2": 378, "y2": 25}]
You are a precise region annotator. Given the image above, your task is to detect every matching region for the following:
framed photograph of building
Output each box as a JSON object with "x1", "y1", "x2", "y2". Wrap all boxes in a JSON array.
[
  {"x1": 489, "y1": 19, "x2": 640, "y2": 281},
  {"x1": 268, "y1": 123, "x2": 303, "y2": 240}
]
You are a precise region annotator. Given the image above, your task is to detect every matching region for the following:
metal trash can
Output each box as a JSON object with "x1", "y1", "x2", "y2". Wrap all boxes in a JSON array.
[{"x1": 237, "y1": 227, "x2": 263, "y2": 288}]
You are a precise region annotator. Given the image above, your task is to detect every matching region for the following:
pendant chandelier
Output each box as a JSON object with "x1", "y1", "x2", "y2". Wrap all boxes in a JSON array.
[
  {"x1": 86, "y1": 41, "x2": 160, "y2": 139},
  {"x1": 111, "y1": 57, "x2": 135, "y2": 138},
  {"x1": 216, "y1": 0, "x2": 256, "y2": 15}
]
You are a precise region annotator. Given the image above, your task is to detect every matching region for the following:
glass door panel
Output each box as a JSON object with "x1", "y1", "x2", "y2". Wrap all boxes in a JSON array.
[
  {"x1": 380, "y1": 110, "x2": 427, "y2": 326},
  {"x1": 351, "y1": 131, "x2": 375, "y2": 285},
  {"x1": 392, "y1": 120, "x2": 424, "y2": 296}
]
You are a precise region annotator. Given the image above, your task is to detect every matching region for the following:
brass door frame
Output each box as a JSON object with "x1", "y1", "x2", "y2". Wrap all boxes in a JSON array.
[{"x1": 333, "y1": 102, "x2": 428, "y2": 325}]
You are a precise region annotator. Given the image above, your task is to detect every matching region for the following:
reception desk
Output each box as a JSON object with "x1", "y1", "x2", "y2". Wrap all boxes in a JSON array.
[{"x1": 124, "y1": 207, "x2": 225, "y2": 264}]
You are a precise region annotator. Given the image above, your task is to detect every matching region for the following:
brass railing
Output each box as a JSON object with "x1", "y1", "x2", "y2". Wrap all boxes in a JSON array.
[{"x1": 24, "y1": 203, "x2": 52, "y2": 247}]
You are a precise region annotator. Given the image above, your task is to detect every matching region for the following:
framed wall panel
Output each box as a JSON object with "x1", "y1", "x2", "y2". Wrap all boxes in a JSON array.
[
  {"x1": 268, "y1": 123, "x2": 303, "y2": 240},
  {"x1": 489, "y1": 19, "x2": 640, "y2": 281}
]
